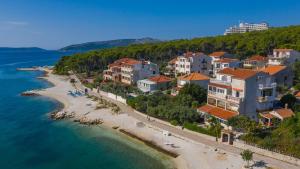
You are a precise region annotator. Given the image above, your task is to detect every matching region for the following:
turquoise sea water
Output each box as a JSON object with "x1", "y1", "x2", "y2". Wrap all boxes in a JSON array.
[{"x1": 0, "y1": 51, "x2": 171, "y2": 169}]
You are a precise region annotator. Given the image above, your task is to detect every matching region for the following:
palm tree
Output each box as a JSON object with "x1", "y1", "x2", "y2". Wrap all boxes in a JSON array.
[{"x1": 240, "y1": 149, "x2": 253, "y2": 168}]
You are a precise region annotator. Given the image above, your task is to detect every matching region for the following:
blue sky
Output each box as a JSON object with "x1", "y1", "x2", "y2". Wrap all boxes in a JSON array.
[{"x1": 0, "y1": 0, "x2": 300, "y2": 49}]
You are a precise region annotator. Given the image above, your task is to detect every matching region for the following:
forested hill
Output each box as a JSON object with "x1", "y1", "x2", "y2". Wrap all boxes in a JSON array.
[
  {"x1": 59, "y1": 38, "x2": 161, "y2": 52},
  {"x1": 54, "y1": 25, "x2": 300, "y2": 75}
]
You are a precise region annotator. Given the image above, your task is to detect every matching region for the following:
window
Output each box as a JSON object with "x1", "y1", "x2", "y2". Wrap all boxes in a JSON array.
[
  {"x1": 217, "y1": 100, "x2": 226, "y2": 109},
  {"x1": 236, "y1": 91, "x2": 240, "y2": 97},
  {"x1": 208, "y1": 97, "x2": 216, "y2": 106},
  {"x1": 217, "y1": 89, "x2": 224, "y2": 94},
  {"x1": 153, "y1": 71, "x2": 156, "y2": 74},
  {"x1": 224, "y1": 64, "x2": 229, "y2": 67}
]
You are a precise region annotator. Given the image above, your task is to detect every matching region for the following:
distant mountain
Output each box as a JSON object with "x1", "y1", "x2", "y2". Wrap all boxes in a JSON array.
[
  {"x1": 0, "y1": 47, "x2": 47, "y2": 52},
  {"x1": 59, "y1": 38, "x2": 161, "y2": 52}
]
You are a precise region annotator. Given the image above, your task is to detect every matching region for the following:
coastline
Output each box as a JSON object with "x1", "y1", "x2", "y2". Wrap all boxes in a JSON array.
[
  {"x1": 25, "y1": 68, "x2": 300, "y2": 169},
  {"x1": 30, "y1": 69, "x2": 181, "y2": 169}
]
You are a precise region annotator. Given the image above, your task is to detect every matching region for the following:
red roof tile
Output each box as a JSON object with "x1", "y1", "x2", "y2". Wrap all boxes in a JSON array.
[
  {"x1": 209, "y1": 51, "x2": 227, "y2": 58},
  {"x1": 260, "y1": 65, "x2": 286, "y2": 75},
  {"x1": 218, "y1": 68, "x2": 258, "y2": 80},
  {"x1": 215, "y1": 58, "x2": 239, "y2": 63},
  {"x1": 148, "y1": 75, "x2": 172, "y2": 83},
  {"x1": 179, "y1": 72, "x2": 209, "y2": 81},
  {"x1": 198, "y1": 104, "x2": 238, "y2": 120},
  {"x1": 246, "y1": 55, "x2": 267, "y2": 62},
  {"x1": 209, "y1": 82, "x2": 231, "y2": 89},
  {"x1": 109, "y1": 58, "x2": 141, "y2": 68},
  {"x1": 168, "y1": 58, "x2": 177, "y2": 64},
  {"x1": 273, "y1": 108, "x2": 294, "y2": 119}
]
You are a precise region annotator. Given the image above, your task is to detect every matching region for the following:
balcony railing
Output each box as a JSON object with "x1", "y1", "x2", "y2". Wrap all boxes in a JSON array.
[
  {"x1": 227, "y1": 95, "x2": 243, "y2": 103},
  {"x1": 209, "y1": 79, "x2": 232, "y2": 86},
  {"x1": 258, "y1": 83, "x2": 276, "y2": 89}
]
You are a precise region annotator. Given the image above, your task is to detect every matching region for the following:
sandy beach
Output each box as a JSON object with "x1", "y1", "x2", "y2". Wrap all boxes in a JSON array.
[{"x1": 33, "y1": 69, "x2": 299, "y2": 169}]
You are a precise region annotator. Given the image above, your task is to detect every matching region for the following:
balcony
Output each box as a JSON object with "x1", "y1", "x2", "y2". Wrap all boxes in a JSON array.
[
  {"x1": 208, "y1": 90, "x2": 227, "y2": 99},
  {"x1": 257, "y1": 96, "x2": 269, "y2": 103},
  {"x1": 258, "y1": 83, "x2": 276, "y2": 89},
  {"x1": 209, "y1": 79, "x2": 231, "y2": 87},
  {"x1": 227, "y1": 95, "x2": 243, "y2": 103}
]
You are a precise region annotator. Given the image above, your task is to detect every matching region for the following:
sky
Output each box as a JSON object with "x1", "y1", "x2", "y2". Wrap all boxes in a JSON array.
[{"x1": 0, "y1": 0, "x2": 300, "y2": 49}]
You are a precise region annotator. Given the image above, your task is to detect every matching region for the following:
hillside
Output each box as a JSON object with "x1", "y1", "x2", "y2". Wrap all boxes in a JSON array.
[
  {"x1": 54, "y1": 25, "x2": 300, "y2": 75},
  {"x1": 0, "y1": 47, "x2": 47, "y2": 52},
  {"x1": 59, "y1": 38, "x2": 161, "y2": 52}
]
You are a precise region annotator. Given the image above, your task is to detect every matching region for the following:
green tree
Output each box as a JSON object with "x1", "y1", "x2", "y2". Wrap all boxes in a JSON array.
[
  {"x1": 240, "y1": 149, "x2": 253, "y2": 168},
  {"x1": 280, "y1": 93, "x2": 297, "y2": 109},
  {"x1": 178, "y1": 83, "x2": 207, "y2": 104}
]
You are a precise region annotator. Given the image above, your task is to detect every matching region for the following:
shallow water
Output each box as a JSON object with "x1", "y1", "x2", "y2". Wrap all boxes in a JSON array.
[{"x1": 0, "y1": 50, "x2": 171, "y2": 169}]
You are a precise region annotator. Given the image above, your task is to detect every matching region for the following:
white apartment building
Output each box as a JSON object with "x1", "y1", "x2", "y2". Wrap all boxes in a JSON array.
[
  {"x1": 209, "y1": 51, "x2": 233, "y2": 75},
  {"x1": 198, "y1": 68, "x2": 276, "y2": 124},
  {"x1": 103, "y1": 58, "x2": 159, "y2": 85},
  {"x1": 268, "y1": 49, "x2": 300, "y2": 66},
  {"x1": 213, "y1": 58, "x2": 241, "y2": 76},
  {"x1": 224, "y1": 22, "x2": 269, "y2": 35},
  {"x1": 174, "y1": 52, "x2": 212, "y2": 76}
]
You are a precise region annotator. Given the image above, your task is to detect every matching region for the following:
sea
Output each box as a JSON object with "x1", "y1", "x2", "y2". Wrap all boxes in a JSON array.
[{"x1": 0, "y1": 50, "x2": 172, "y2": 169}]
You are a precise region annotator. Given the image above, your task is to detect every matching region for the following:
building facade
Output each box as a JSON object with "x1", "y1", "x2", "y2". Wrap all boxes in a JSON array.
[
  {"x1": 103, "y1": 58, "x2": 159, "y2": 85},
  {"x1": 261, "y1": 65, "x2": 293, "y2": 88},
  {"x1": 243, "y1": 55, "x2": 268, "y2": 69},
  {"x1": 137, "y1": 75, "x2": 172, "y2": 93},
  {"x1": 198, "y1": 68, "x2": 277, "y2": 124},
  {"x1": 174, "y1": 52, "x2": 212, "y2": 76},
  {"x1": 213, "y1": 58, "x2": 241, "y2": 76},
  {"x1": 224, "y1": 22, "x2": 269, "y2": 35},
  {"x1": 268, "y1": 49, "x2": 300, "y2": 66}
]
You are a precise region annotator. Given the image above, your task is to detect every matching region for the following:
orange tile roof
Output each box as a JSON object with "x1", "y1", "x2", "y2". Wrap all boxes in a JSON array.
[
  {"x1": 148, "y1": 75, "x2": 172, "y2": 83},
  {"x1": 218, "y1": 68, "x2": 258, "y2": 80},
  {"x1": 198, "y1": 104, "x2": 238, "y2": 120},
  {"x1": 295, "y1": 91, "x2": 300, "y2": 97},
  {"x1": 168, "y1": 58, "x2": 177, "y2": 64},
  {"x1": 215, "y1": 58, "x2": 239, "y2": 63},
  {"x1": 246, "y1": 55, "x2": 267, "y2": 61},
  {"x1": 209, "y1": 51, "x2": 227, "y2": 57},
  {"x1": 179, "y1": 72, "x2": 209, "y2": 81},
  {"x1": 260, "y1": 113, "x2": 274, "y2": 119},
  {"x1": 274, "y1": 108, "x2": 294, "y2": 119},
  {"x1": 209, "y1": 82, "x2": 231, "y2": 89},
  {"x1": 260, "y1": 65, "x2": 286, "y2": 75},
  {"x1": 274, "y1": 49, "x2": 293, "y2": 52},
  {"x1": 109, "y1": 58, "x2": 141, "y2": 67},
  {"x1": 183, "y1": 52, "x2": 205, "y2": 58}
]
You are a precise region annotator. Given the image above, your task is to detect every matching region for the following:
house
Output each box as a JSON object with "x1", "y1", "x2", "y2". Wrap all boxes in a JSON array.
[
  {"x1": 212, "y1": 58, "x2": 241, "y2": 76},
  {"x1": 174, "y1": 52, "x2": 212, "y2": 76},
  {"x1": 165, "y1": 58, "x2": 177, "y2": 76},
  {"x1": 103, "y1": 58, "x2": 159, "y2": 85},
  {"x1": 259, "y1": 107, "x2": 294, "y2": 127},
  {"x1": 137, "y1": 75, "x2": 172, "y2": 93},
  {"x1": 243, "y1": 55, "x2": 268, "y2": 69},
  {"x1": 198, "y1": 68, "x2": 277, "y2": 124},
  {"x1": 260, "y1": 65, "x2": 293, "y2": 88},
  {"x1": 171, "y1": 72, "x2": 210, "y2": 96},
  {"x1": 177, "y1": 72, "x2": 210, "y2": 89},
  {"x1": 209, "y1": 51, "x2": 232, "y2": 75},
  {"x1": 268, "y1": 49, "x2": 300, "y2": 66}
]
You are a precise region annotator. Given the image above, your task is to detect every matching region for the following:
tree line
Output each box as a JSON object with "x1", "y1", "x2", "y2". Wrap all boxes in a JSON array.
[{"x1": 54, "y1": 25, "x2": 300, "y2": 75}]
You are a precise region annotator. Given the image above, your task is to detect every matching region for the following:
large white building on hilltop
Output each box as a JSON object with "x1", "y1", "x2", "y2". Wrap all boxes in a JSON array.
[{"x1": 224, "y1": 22, "x2": 269, "y2": 35}]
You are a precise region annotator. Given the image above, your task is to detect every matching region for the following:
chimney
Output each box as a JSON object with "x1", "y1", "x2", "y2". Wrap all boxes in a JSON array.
[{"x1": 285, "y1": 103, "x2": 288, "y2": 109}]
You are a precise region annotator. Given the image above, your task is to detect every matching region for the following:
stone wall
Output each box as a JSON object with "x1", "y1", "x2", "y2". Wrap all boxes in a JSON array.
[{"x1": 233, "y1": 140, "x2": 300, "y2": 166}]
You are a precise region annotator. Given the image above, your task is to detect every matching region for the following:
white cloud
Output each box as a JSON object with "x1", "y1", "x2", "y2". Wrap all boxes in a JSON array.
[
  {"x1": 0, "y1": 21, "x2": 29, "y2": 30},
  {"x1": 4, "y1": 21, "x2": 29, "y2": 26}
]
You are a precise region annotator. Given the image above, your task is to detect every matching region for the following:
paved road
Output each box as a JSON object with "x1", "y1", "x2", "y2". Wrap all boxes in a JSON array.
[{"x1": 71, "y1": 75, "x2": 299, "y2": 169}]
